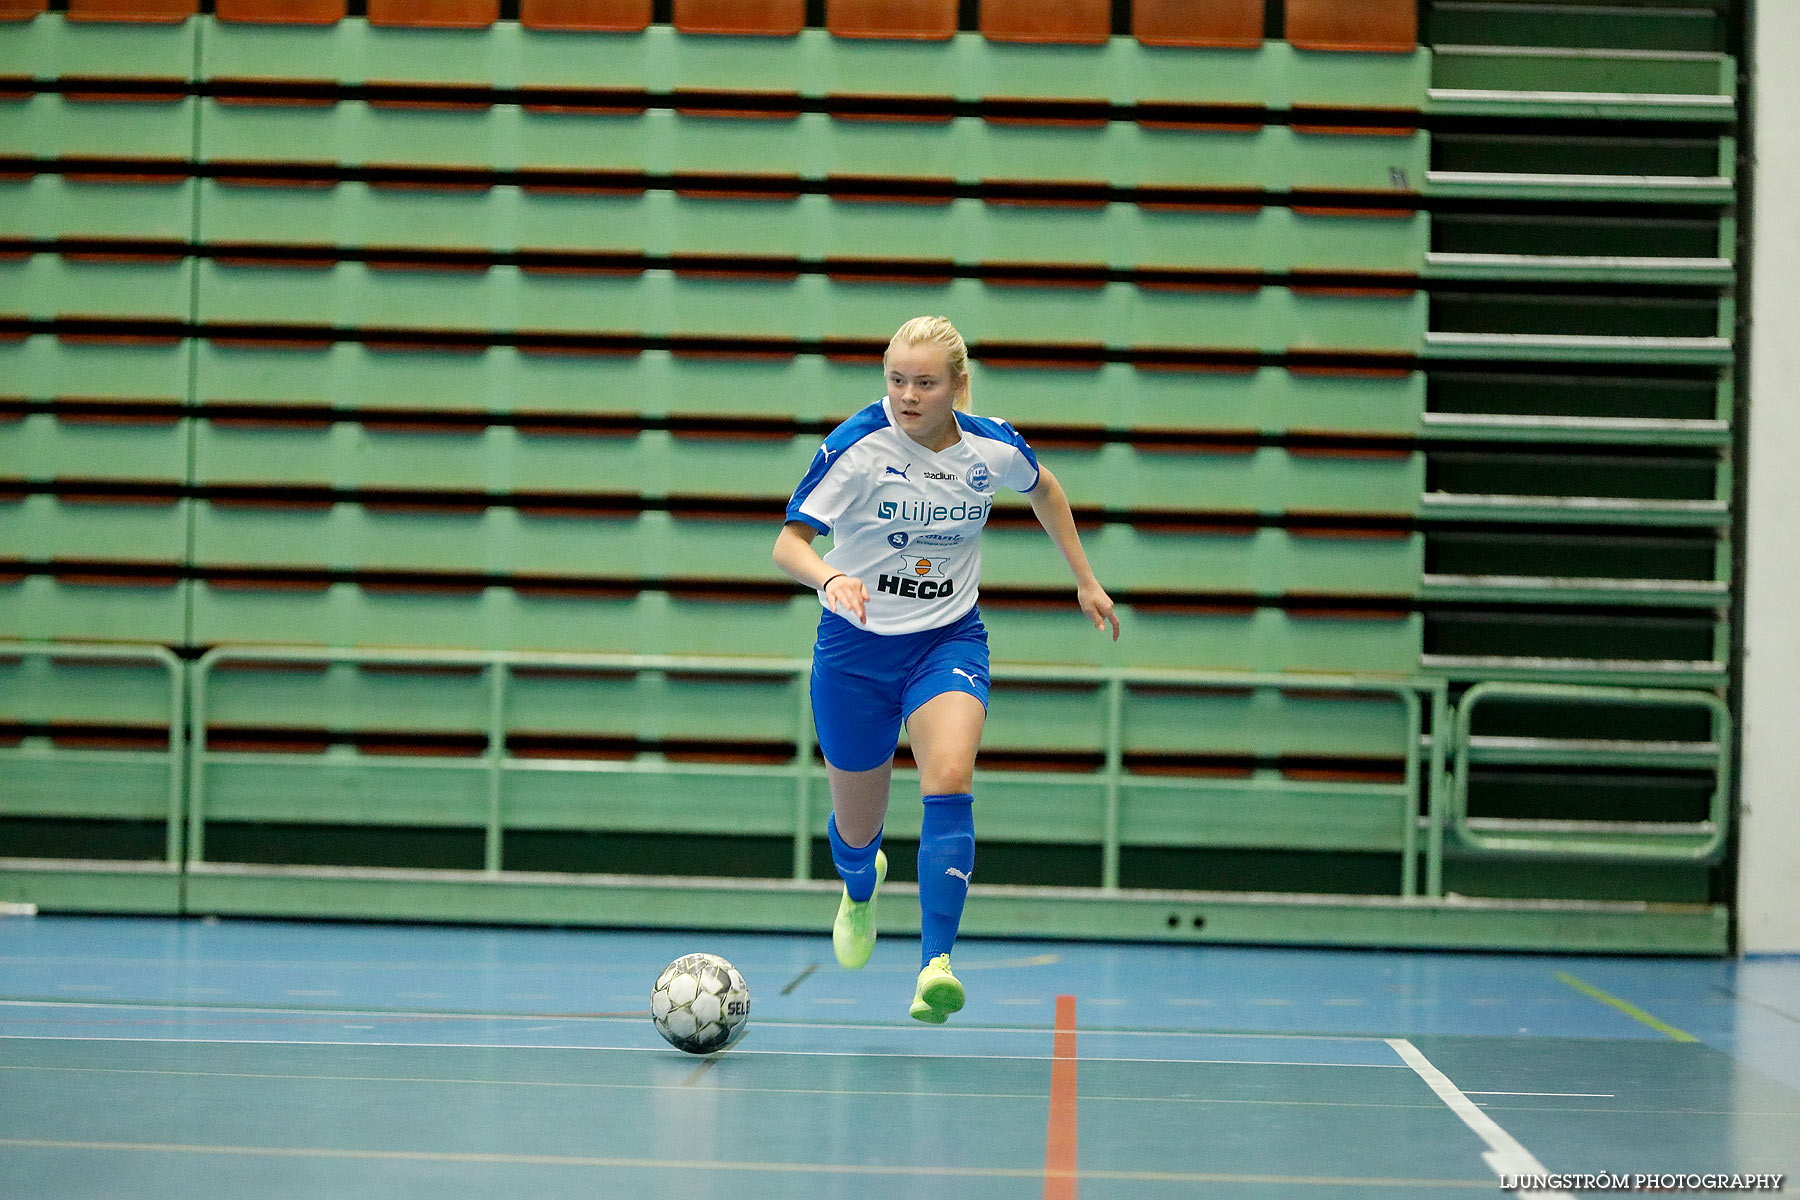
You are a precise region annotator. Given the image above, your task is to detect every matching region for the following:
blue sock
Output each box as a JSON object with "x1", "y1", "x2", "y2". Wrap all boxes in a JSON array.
[
  {"x1": 828, "y1": 812, "x2": 883, "y2": 903},
  {"x1": 917, "y1": 792, "x2": 974, "y2": 967}
]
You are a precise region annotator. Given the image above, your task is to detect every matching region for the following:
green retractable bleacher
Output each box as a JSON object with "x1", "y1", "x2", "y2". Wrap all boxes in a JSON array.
[{"x1": 0, "y1": 1, "x2": 1740, "y2": 950}]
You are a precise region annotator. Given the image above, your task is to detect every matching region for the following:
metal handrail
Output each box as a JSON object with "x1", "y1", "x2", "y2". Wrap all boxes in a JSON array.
[
  {"x1": 20, "y1": 642, "x2": 1720, "y2": 888},
  {"x1": 0, "y1": 641, "x2": 186, "y2": 867},
  {"x1": 188, "y1": 645, "x2": 1448, "y2": 898},
  {"x1": 1449, "y1": 681, "x2": 1730, "y2": 863}
]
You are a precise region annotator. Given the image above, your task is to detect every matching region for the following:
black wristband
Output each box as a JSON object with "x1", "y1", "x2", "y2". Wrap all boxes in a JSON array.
[{"x1": 819, "y1": 572, "x2": 847, "y2": 590}]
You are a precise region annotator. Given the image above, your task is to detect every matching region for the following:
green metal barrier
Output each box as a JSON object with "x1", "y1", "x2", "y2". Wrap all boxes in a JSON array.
[
  {"x1": 164, "y1": 645, "x2": 1731, "y2": 950},
  {"x1": 186, "y1": 643, "x2": 1439, "y2": 894},
  {"x1": 0, "y1": 641, "x2": 187, "y2": 912},
  {"x1": 0, "y1": 639, "x2": 1734, "y2": 950},
  {"x1": 1448, "y1": 681, "x2": 1730, "y2": 863}
]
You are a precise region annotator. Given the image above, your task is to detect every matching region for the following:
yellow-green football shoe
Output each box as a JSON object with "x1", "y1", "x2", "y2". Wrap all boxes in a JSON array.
[
  {"x1": 909, "y1": 953, "x2": 965, "y2": 1024},
  {"x1": 831, "y1": 849, "x2": 887, "y2": 969}
]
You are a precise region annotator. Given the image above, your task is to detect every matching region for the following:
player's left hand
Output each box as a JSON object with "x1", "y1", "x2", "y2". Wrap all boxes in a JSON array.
[{"x1": 1078, "y1": 580, "x2": 1119, "y2": 641}]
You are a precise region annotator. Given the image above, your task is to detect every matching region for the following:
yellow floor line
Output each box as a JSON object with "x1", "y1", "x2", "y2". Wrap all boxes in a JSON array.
[{"x1": 1554, "y1": 972, "x2": 1699, "y2": 1042}]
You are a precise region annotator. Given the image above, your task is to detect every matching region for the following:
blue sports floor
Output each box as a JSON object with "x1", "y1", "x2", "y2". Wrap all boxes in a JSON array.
[{"x1": 2, "y1": 914, "x2": 1797, "y2": 1198}]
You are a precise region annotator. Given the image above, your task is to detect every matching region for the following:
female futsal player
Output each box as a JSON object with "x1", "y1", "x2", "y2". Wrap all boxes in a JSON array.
[{"x1": 773, "y1": 316, "x2": 1119, "y2": 1023}]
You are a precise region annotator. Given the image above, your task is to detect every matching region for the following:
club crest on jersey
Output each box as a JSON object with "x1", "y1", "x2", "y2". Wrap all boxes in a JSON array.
[
  {"x1": 887, "y1": 532, "x2": 910, "y2": 548},
  {"x1": 900, "y1": 555, "x2": 946, "y2": 577},
  {"x1": 967, "y1": 463, "x2": 991, "y2": 493}
]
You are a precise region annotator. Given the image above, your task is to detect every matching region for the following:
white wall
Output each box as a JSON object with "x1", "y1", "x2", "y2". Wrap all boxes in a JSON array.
[{"x1": 1739, "y1": 0, "x2": 1800, "y2": 953}]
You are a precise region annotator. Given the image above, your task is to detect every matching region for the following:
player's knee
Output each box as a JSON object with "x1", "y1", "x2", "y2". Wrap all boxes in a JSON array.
[{"x1": 919, "y1": 764, "x2": 974, "y2": 796}]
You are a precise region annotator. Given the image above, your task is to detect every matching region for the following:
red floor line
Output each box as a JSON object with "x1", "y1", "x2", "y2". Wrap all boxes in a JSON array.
[{"x1": 1044, "y1": 993, "x2": 1079, "y2": 1200}]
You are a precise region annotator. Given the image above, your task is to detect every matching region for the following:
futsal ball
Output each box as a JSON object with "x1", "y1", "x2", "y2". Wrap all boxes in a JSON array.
[{"x1": 651, "y1": 952, "x2": 751, "y2": 1054}]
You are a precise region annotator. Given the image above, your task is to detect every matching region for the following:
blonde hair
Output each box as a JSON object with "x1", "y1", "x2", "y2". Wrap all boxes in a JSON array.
[{"x1": 886, "y1": 315, "x2": 972, "y2": 413}]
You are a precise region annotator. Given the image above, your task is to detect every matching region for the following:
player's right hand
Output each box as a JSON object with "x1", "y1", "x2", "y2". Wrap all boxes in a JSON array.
[{"x1": 823, "y1": 574, "x2": 869, "y2": 625}]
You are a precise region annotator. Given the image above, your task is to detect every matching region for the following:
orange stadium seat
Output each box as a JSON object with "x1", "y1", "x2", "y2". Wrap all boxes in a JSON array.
[
  {"x1": 0, "y1": 0, "x2": 48, "y2": 18},
  {"x1": 673, "y1": 0, "x2": 806, "y2": 36},
  {"x1": 366, "y1": 0, "x2": 499, "y2": 28},
  {"x1": 1286, "y1": 0, "x2": 1417, "y2": 52},
  {"x1": 519, "y1": 0, "x2": 651, "y2": 31},
  {"x1": 215, "y1": 0, "x2": 346, "y2": 22},
  {"x1": 979, "y1": 0, "x2": 1110, "y2": 45},
  {"x1": 65, "y1": 0, "x2": 197, "y2": 20},
  {"x1": 826, "y1": 0, "x2": 957, "y2": 40},
  {"x1": 1133, "y1": 0, "x2": 1263, "y2": 49}
]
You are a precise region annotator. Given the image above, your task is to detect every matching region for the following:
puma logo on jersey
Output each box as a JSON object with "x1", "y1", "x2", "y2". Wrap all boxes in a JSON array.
[
  {"x1": 951, "y1": 668, "x2": 982, "y2": 687},
  {"x1": 944, "y1": 867, "x2": 971, "y2": 883},
  {"x1": 885, "y1": 464, "x2": 911, "y2": 480}
]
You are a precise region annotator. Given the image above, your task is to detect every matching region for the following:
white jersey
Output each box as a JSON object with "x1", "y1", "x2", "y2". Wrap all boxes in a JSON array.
[{"x1": 785, "y1": 397, "x2": 1041, "y2": 635}]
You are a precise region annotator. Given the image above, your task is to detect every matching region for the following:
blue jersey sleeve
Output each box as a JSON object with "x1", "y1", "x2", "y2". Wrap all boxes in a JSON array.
[
  {"x1": 785, "y1": 401, "x2": 891, "y2": 534},
  {"x1": 784, "y1": 445, "x2": 838, "y2": 535}
]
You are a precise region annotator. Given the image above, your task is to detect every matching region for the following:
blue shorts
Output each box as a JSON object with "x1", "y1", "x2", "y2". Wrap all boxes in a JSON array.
[{"x1": 810, "y1": 606, "x2": 990, "y2": 772}]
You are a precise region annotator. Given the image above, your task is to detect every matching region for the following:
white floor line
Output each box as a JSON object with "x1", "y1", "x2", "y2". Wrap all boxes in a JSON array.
[
  {"x1": 0, "y1": 1138, "x2": 1503, "y2": 1188},
  {"x1": 1, "y1": 1062, "x2": 1453, "y2": 1108},
  {"x1": 0, "y1": 998, "x2": 642, "y2": 1023},
  {"x1": 0, "y1": 998, "x2": 1395, "y2": 1042},
  {"x1": 1388, "y1": 1038, "x2": 1572, "y2": 1198},
  {"x1": 1465, "y1": 1091, "x2": 1614, "y2": 1098},
  {"x1": 2, "y1": 1033, "x2": 1408, "y2": 1069}
]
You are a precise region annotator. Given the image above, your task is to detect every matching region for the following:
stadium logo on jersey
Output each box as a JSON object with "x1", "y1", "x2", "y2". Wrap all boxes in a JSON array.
[
  {"x1": 875, "y1": 499, "x2": 992, "y2": 525},
  {"x1": 884, "y1": 463, "x2": 911, "y2": 480},
  {"x1": 887, "y1": 531, "x2": 910, "y2": 549},
  {"x1": 923, "y1": 470, "x2": 958, "y2": 481},
  {"x1": 967, "y1": 463, "x2": 991, "y2": 493}
]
